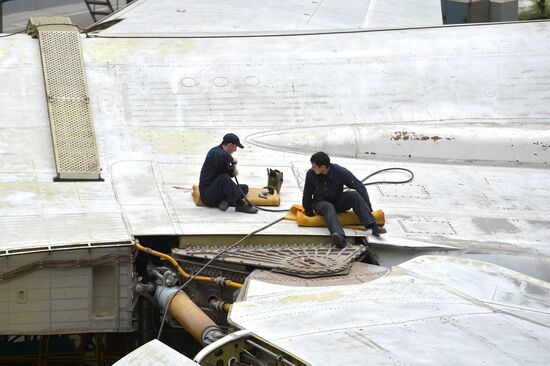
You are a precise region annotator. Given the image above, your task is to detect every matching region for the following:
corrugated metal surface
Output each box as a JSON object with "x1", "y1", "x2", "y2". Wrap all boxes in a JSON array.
[{"x1": 0, "y1": 246, "x2": 133, "y2": 334}]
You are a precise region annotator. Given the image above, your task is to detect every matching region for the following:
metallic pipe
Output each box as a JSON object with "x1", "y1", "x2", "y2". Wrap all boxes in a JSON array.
[
  {"x1": 245, "y1": 339, "x2": 298, "y2": 366},
  {"x1": 135, "y1": 241, "x2": 243, "y2": 289},
  {"x1": 155, "y1": 286, "x2": 224, "y2": 346}
]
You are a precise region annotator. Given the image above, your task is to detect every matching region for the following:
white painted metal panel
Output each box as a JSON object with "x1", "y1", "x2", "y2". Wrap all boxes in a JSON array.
[
  {"x1": 97, "y1": 0, "x2": 442, "y2": 35},
  {"x1": 0, "y1": 36, "x2": 130, "y2": 254},
  {"x1": 229, "y1": 256, "x2": 550, "y2": 365}
]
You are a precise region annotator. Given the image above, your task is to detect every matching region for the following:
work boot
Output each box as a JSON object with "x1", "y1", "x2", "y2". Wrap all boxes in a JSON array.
[
  {"x1": 331, "y1": 233, "x2": 347, "y2": 248},
  {"x1": 370, "y1": 224, "x2": 387, "y2": 237},
  {"x1": 217, "y1": 200, "x2": 229, "y2": 212},
  {"x1": 235, "y1": 203, "x2": 258, "y2": 214}
]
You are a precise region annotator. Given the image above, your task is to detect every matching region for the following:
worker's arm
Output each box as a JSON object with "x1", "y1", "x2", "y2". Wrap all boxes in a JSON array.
[
  {"x1": 215, "y1": 150, "x2": 236, "y2": 177},
  {"x1": 342, "y1": 167, "x2": 373, "y2": 211},
  {"x1": 302, "y1": 170, "x2": 315, "y2": 217}
]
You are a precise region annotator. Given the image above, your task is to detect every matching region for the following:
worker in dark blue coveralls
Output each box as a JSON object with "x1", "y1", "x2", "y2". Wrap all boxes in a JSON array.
[
  {"x1": 302, "y1": 151, "x2": 386, "y2": 247},
  {"x1": 199, "y1": 133, "x2": 258, "y2": 214}
]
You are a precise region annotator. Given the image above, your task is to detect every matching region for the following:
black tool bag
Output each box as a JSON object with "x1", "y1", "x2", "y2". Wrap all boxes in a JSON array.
[{"x1": 267, "y1": 168, "x2": 283, "y2": 194}]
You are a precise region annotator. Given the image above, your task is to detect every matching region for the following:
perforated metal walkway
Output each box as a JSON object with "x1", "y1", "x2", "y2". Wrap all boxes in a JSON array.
[{"x1": 28, "y1": 17, "x2": 101, "y2": 181}]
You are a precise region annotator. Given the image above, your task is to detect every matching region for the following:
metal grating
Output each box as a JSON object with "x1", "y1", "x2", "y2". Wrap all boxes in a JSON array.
[
  {"x1": 247, "y1": 262, "x2": 389, "y2": 286},
  {"x1": 173, "y1": 244, "x2": 367, "y2": 278},
  {"x1": 29, "y1": 17, "x2": 101, "y2": 180}
]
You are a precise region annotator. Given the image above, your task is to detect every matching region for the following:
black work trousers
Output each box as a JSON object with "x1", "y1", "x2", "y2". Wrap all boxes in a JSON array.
[
  {"x1": 201, "y1": 174, "x2": 248, "y2": 206},
  {"x1": 313, "y1": 191, "x2": 376, "y2": 237}
]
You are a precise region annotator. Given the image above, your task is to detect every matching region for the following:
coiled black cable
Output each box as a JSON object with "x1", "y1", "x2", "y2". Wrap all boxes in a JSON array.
[
  {"x1": 359, "y1": 167, "x2": 414, "y2": 186},
  {"x1": 235, "y1": 166, "x2": 414, "y2": 212}
]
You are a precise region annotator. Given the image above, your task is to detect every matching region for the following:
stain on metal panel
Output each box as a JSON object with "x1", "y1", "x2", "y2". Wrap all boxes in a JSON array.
[
  {"x1": 472, "y1": 218, "x2": 520, "y2": 235},
  {"x1": 391, "y1": 131, "x2": 454, "y2": 142}
]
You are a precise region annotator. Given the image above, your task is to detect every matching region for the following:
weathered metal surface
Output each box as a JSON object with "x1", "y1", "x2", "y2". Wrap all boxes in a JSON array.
[
  {"x1": 248, "y1": 122, "x2": 550, "y2": 166},
  {"x1": 229, "y1": 255, "x2": 550, "y2": 365},
  {"x1": 1, "y1": 21, "x2": 550, "y2": 283},
  {"x1": 0, "y1": 38, "x2": 128, "y2": 254},
  {"x1": 0, "y1": 246, "x2": 134, "y2": 335},
  {"x1": 173, "y1": 244, "x2": 366, "y2": 277},
  {"x1": 96, "y1": 0, "x2": 442, "y2": 35},
  {"x1": 244, "y1": 262, "x2": 390, "y2": 289}
]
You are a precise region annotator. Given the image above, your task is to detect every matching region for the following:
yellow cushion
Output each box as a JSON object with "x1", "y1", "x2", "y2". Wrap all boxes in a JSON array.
[
  {"x1": 192, "y1": 185, "x2": 280, "y2": 207},
  {"x1": 284, "y1": 204, "x2": 385, "y2": 229}
]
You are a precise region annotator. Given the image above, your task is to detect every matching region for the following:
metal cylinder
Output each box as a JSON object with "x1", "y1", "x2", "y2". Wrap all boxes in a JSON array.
[{"x1": 155, "y1": 286, "x2": 222, "y2": 345}]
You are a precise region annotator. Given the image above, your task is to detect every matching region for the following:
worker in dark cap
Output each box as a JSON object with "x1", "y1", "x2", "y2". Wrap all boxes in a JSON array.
[
  {"x1": 199, "y1": 133, "x2": 258, "y2": 214},
  {"x1": 302, "y1": 151, "x2": 386, "y2": 247}
]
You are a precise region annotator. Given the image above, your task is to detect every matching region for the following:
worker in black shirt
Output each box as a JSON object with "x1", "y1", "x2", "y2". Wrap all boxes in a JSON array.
[
  {"x1": 199, "y1": 133, "x2": 258, "y2": 214},
  {"x1": 302, "y1": 152, "x2": 386, "y2": 247}
]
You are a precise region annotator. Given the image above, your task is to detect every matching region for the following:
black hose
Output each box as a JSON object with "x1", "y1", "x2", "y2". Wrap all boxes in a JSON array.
[
  {"x1": 235, "y1": 167, "x2": 414, "y2": 211},
  {"x1": 360, "y1": 167, "x2": 414, "y2": 186}
]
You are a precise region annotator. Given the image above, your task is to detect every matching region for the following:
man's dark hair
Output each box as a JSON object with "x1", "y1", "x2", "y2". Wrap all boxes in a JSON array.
[{"x1": 310, "y1": 152, "x2": 330, "y2": 167}]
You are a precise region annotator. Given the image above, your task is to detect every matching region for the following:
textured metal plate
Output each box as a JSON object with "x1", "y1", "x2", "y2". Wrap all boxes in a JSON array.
[
  {"x1": 247, "y1": 262, "x2": 390, "y2": 287},
  {"x1": 31, "y1": 18, "x2": 101, "y2": 180},
  {"x1": 173, "y1": 244, "x2": 367, "y2": 278}
]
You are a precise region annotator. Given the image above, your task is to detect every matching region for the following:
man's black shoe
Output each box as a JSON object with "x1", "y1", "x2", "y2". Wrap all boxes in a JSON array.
[
  {"x1": 331, "y1": 233, "x2": 347, "y2": 248},
  {"x1": 236, "y1": 204, "x2": 258, "y2": 214},
  {"x1": 371, "y1": 224, "x2": 387, "y2": 237},
  {"x1": 217, "y1": 200, "x2": 229, "y2": 212}
]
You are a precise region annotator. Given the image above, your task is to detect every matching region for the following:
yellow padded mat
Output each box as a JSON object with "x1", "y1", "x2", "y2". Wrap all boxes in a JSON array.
[
  {"x1": 192, "y1": 185, "x2": 280, "y2": 207},
  {"x1": 285, "y1": 204, "x2": 384, "y2": 230}
]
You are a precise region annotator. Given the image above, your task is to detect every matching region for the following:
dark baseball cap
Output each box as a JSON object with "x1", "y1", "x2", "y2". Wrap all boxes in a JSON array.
[{"x1": 222, "y1": 133, "x2": 244, "y2": 148}]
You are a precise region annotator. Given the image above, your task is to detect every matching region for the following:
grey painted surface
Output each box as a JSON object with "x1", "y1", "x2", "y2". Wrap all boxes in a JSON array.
[
  {"x1": 444, "y1": 0, "x2": 518, "y2": 23},
  {"x1": 3, "y1": 0, "x2": 82, "y2": 14},
  {"x1": 491, "y1": 0, "x2": 520, "y2": 21},
  {"x1": 1, "y1": 1, "x2": 93, "y2": 33}
]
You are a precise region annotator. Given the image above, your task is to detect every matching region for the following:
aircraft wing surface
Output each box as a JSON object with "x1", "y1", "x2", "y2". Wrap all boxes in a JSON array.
[
  {"x1": 227, "y1": 256, "x2": 550, "y2": 365},
  {"x1": 95, "y1": 0, "x2": 442, "y2": 34},
  {"x1": 1, "y1": 21, "x2": 549, "y2": 285}
]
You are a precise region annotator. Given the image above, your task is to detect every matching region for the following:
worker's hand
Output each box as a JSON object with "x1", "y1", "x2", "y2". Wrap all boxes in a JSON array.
[
  {"x1": 305, "y1": 210, "x2": 315, "y2": 217},
  {"x1": 233, "y1": 168, "x2": 239, "y2": 176},
  {"x1": 232, "y1": 158, "x2": 238, "y2": 165}
]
